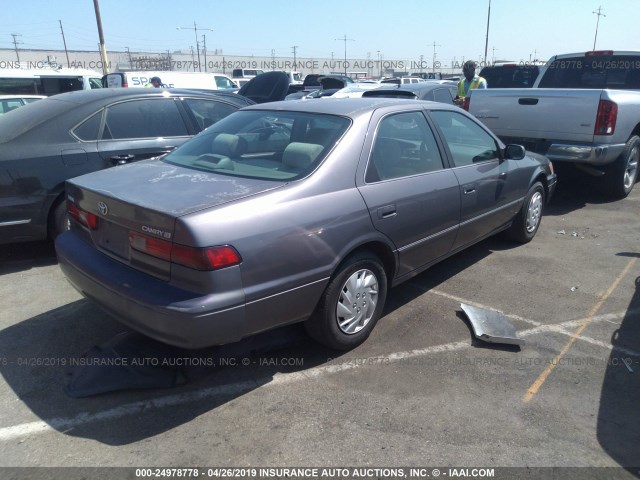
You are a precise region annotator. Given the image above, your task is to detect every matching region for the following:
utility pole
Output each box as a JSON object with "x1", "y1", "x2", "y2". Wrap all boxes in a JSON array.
[
  {"x1": 483, "y1": 0, "x2": 491, "y2": 66},
  {"x1": 59, "y1": 20, "x2": 70, "y2": 67},
  {"x1": 335, "y1": 34, "x2": 354, "y2": 76},
  {"x1": 11, "y1": 33, "x2": 22, "y2": 63},
  {"x1": 92, "y1": 0, "x2": 110, "y2": 74},
  {"x1": 491, "y1": 46, "x2": 497, "y2": 64},
  {"x1": 271, "y1": 49, "x2": 276, "y2": 68},
  {"x1": 125, "y1": 46, "x2": 133, "y2": 67},
  {"x1": 592, "y1": 6, "x2": 606, "y2": 50},
  {"x1": 202, "y1": 34, "x2": 207, "y2": 71},
  {"x1": 431, "y1": 41, "x2": 441, "y2": 74},
  {"x1": 177, "y1": 23, "x2": 213, "y2": 72},
  {"x1": 292, "y1": 45, "x2": 298, "y2": 69}
]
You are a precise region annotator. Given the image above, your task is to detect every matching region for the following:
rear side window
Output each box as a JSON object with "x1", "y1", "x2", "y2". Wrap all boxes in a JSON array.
[
  {"x1": 183, "y1": 99, "x2": 238, "y2": 130},
  {"x1": 366, "y1": 111, "x2": 444, "y2": 182},
  {"x1": 480, "y1": 66, "x2": 539, "y2": 88},
  {"x1": 103, "y1": 99, "x2": 188, "y2": 140},
  {"x1": 538, "y1": 55, "x2": 640, "y2": 89},
  {"x1": 73, "y1": 111, "x2": 103, "y2": 141}
]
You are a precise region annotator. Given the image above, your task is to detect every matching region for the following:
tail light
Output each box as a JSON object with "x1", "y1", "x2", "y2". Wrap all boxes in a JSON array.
[
  {"x1": 594, "y1": 99, "x2": 617, "y2": 135},
  {"x1": 129, "y1": 231, "x2": 241, "y2": 271},
  {"x1": 67, "y1": 201, "x2": 99, "y2": 229},
  {"x1": 463, "y1": 97, "x2": 470, "y2": 111},
  {"x1": 585, "y1": 50, "x2": 613, "y2": 56}
]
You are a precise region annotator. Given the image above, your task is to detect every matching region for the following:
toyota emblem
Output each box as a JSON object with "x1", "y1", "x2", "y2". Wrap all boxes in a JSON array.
[{"x1": 98, "y1": 201, "x2": 108, "y2": 216}]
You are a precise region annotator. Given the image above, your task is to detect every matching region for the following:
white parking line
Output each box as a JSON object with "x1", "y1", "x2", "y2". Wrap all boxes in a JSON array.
[
  {"x1": 0, "y1": 306, "x2": 634, "y2": 443},
  {"x1": 425, "y1": 288, "x2": 544, "y2": 327}
]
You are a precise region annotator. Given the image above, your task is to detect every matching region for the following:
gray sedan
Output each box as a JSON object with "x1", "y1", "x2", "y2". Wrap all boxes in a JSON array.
[{"x1": 56, "y1": 98, "x2": 556, "y2": 350}]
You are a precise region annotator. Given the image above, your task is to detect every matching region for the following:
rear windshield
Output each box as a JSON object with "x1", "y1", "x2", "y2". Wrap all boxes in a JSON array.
[
  {"x1": 163, "y1": 110, "x2": 351, "y2": 181},
  {"x1": 538, "y1": 55, "x2": 640, "y2": 89},
  {"x1": 479, "y1": 65, "x2": 539, "y2": 88}
]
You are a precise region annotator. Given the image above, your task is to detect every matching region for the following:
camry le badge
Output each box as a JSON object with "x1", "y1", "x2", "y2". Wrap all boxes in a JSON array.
[{"x1": 98, "y1": 201, "x2": 108, "y2": 215}]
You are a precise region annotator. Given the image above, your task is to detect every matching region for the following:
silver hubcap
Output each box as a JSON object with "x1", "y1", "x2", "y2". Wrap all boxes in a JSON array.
[
  {"x1": 623, "y1": 146, "x2": 639, "y2": 190},
  {"x1": 526, "y1": 191, "x2": 543, "y2": 233},
  {"x1": 336, "y1": 269, "x2": 379, "y2": 334}
]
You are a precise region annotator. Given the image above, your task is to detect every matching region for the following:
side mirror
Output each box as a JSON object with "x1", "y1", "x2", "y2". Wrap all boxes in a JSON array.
[{"x1": 504, "y1": 144, "x2": 526, "y2": 160}]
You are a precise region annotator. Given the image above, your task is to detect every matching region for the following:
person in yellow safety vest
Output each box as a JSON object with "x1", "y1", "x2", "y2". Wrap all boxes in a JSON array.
[
  {"x1": 146, "y1": 76, "x2": 162, "y2": 88},
  {"x1": 454, "y1": 60, "x2": 487, "y2": 106}
]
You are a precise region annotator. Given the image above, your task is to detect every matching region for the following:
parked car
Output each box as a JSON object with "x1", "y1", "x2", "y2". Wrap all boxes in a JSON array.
[
  {"x1": 468, "y1": 50, "x2": 640, "y2": 197},
  {"x1": 103, "y1": 71, "x2": 238, "y2": 90},
  {"x1": 0, "y1": 94, "x2": 46, "y2": 114},
  {"x1": 56, "y1": 98, "x2": 556, "y2": 350},
  {"x1": 0, "y1": 88, "x2": 253, "y2": 244},
  {"x1": 361, "y1": 81, "x2": 457, "y2": 104},
  {"x1": 0, "y1": 68, "x2": 103, "y2": 96},
  {"x1": 286, "y1": 74, "x2": 355, "y2": 100},
  {"x1": 381, "y1": 77, "x2": 426, "y2": 85}
]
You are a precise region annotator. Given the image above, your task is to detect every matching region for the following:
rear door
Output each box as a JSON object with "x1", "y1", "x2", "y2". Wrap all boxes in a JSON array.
[
  {"x1": 357, "y1": 109, "x2": 460, "y2": 278},
  {"x1": 97, "y1": 97, "x2": 191, "y2": 165}
]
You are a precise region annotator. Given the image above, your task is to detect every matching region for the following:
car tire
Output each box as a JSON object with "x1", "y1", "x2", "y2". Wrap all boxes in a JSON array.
[
  {"x1": 605, "y1": 135, "x2": 639, "y2": 199},
  {"x1": 50, "y1": 198, "x2": 70, "y2": 239},
  {"x1": 507, "y1": 181, "x2": 544, "y2": 244},
  {"x1": 305, "y1": 252, "x2": 388, "y2": 350}
]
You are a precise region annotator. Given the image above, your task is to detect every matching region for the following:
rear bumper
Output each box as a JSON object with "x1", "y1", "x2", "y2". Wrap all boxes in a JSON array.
[
  {"x1": 545, "y1": 143, "x2": 625, "y2": 165},
  {"x1": 55, "y1": 232, "x2": 246, "y2": 349}
]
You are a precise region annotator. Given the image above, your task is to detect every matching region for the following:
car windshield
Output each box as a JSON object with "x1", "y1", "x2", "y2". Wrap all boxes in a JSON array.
[{"x1": 163, "y1": 110, "x2": 351, "y2": 181}]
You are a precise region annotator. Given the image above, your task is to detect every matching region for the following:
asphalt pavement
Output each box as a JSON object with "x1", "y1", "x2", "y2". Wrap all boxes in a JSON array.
[{"x1": 0, "y1": 175, "x2": 639, "y2": 479}]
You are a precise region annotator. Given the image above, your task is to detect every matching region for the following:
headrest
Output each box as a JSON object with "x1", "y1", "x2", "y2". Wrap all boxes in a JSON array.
[
  {"x1": 211, "y1": 133, "x2": 247, "y2": 157},
  {"x1": 282, "y1": 142, "x2": 324, "y2": 170}
]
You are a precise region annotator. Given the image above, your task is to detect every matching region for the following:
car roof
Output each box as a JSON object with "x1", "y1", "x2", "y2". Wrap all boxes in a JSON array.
[
  {"x1": 32, "y1": 87, "x2": 250, "y2": 106},
  {"x1": 0, "y1": 88, "x2": 249, "y2": 144},
  {"x1": 243, "y1": 97, "x2": 460, "y2": 117}
]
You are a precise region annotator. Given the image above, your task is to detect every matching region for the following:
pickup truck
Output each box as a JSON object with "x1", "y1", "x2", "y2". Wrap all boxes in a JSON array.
[{"x1": 467, "y1": 51, "x2": 640, "y2": 198}]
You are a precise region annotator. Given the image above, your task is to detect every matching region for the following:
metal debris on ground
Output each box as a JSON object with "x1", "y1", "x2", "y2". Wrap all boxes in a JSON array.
[{"x1": 460, "y1": 303, "x2": 525, "y2": 347}]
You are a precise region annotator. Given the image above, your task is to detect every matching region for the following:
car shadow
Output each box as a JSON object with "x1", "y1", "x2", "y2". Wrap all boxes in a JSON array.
[
  {"x1": 0, "y1": 240, "x2": 57, "y2": 274},
  {"x1": 596, "y1": 258, "x2": 640, "y2": 476},
  {"x1": 544, "y1": 167, "x2": 619, "y2": 217},
  {"x1": 0, "y1": 232, "x2": 518, "y2": 446}
]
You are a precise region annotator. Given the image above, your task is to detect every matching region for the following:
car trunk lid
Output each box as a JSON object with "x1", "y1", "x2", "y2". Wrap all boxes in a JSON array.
[{"x1": 66, "y1": 159, "x2": 283, "y2": 280}]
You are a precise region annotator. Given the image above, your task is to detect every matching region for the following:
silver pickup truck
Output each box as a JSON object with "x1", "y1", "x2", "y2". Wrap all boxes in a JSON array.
[{"x1": 467, "y1": 51, "x2": 640, "y2": 198}]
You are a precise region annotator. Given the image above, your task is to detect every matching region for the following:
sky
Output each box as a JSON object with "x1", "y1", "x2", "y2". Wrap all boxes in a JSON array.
[{"x1": 1, "y1": 0, "x2": 638, "y2": 67}]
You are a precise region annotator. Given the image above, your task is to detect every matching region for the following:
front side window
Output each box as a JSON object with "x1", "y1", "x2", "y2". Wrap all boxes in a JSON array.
[
  {"x1": 163, "y1": 110, "x2": 350, "y2": 181},
  {"x1": 431, "y1": 110, "x2": 499, "y2": 167},
  {"x1": 366, "y1": 111, "x2": 444, "y2": 182},
  {"x1": 214, "y1": 76, "x2": 236, "y2": 89},
  {"x1": 103, "y1": 98, "x2": 188, "y2": 140}
]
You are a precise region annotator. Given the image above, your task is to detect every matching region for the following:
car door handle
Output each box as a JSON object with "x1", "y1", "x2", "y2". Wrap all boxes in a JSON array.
[
  {"x1": 110, "y1": 154, "x2": 135, "y2": 165},
  {"x1": 377, "y1": 205, "x2": 397, "y2": 219},
  {"x1": 464, "y1": 187, "x2": 476, "y2": 195}
]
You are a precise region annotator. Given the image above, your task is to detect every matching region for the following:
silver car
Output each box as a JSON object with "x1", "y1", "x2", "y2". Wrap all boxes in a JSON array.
[{"x1": 56, "y1": 98, "x2": 556, "y2": 350}]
